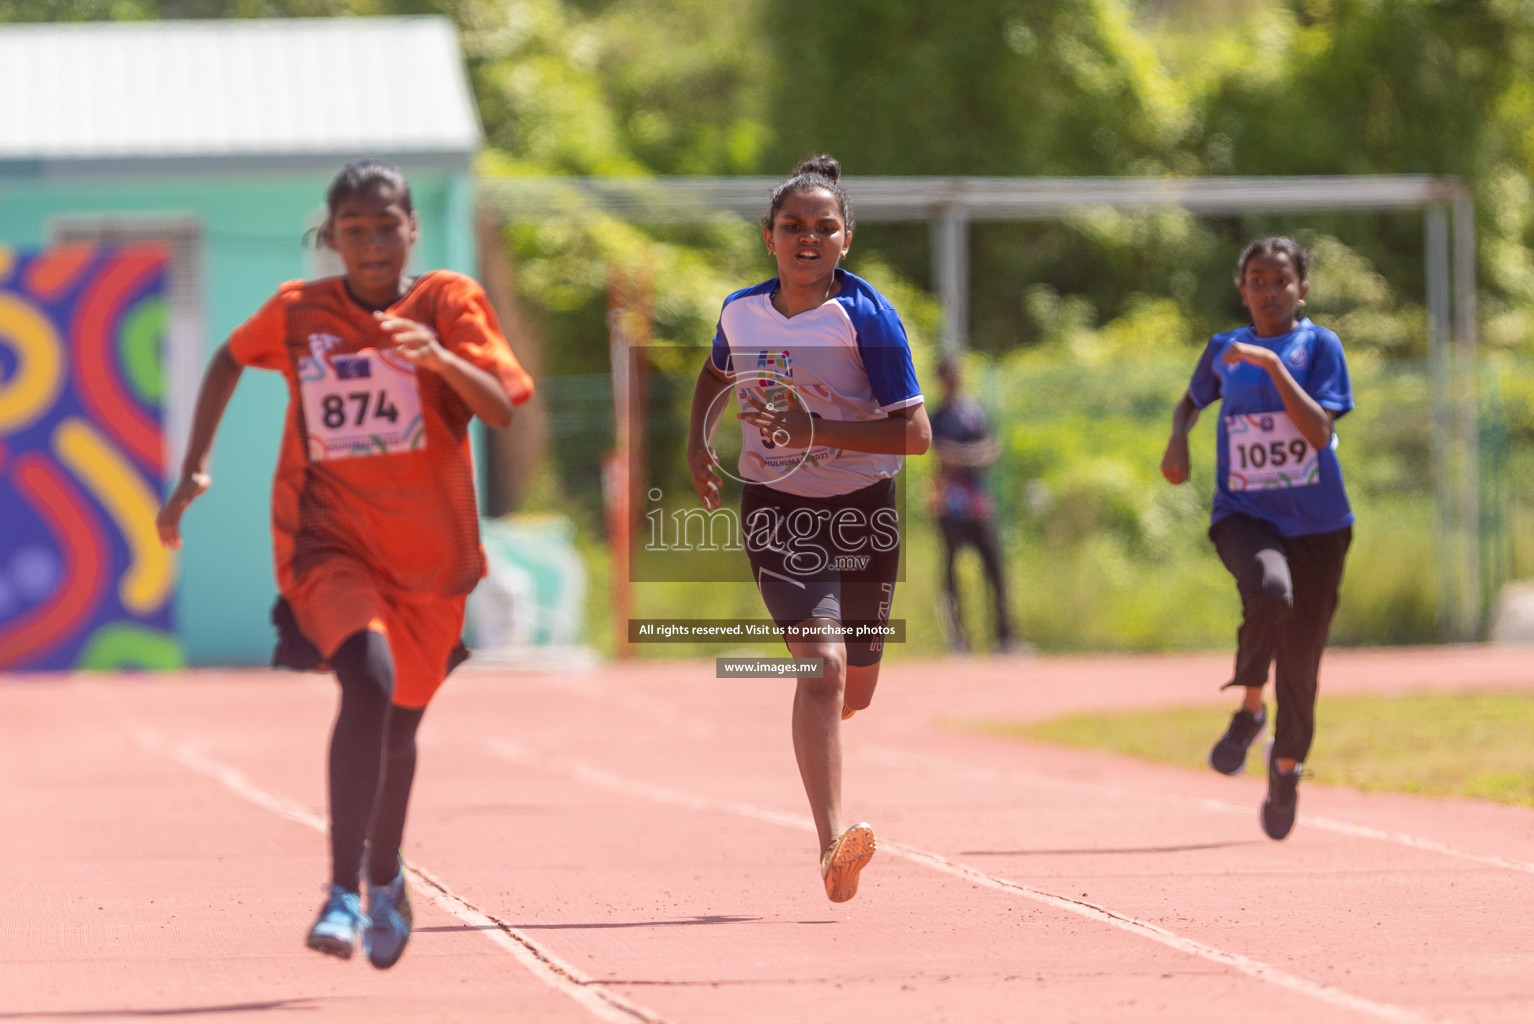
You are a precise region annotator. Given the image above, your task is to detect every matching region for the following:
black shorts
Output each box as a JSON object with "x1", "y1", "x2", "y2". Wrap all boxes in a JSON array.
[{"x1": 741, "y1": 477, "x2": 900, "y2": 667}]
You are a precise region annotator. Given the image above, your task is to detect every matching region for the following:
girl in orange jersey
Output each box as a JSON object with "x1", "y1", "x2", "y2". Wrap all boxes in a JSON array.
[{"x1": 157, "y1": 160, "x2": 532, "y2": 968}]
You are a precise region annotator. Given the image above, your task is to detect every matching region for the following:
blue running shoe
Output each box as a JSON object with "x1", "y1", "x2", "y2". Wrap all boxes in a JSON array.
[
  {"x1": 364, "y1": 865, "x2": 413, "y2": 970},
  {"x1": 305, "y1": 885, "x2": 366, "y2": 959}
]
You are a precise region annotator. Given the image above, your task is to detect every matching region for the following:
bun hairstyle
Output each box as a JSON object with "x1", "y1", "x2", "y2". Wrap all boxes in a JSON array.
[
  {"x1": 312, "y1": 159, "x2": 415, "y2": 249},
  {"x1": 761, "y1": 154, "x2": 854, "y2": 232},
  {"x1": 1235, "y1": 236, "x2": 1311, "y2": 285}
]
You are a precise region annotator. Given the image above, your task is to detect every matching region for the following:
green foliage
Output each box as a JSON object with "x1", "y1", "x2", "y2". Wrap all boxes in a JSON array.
[
  {"x1": 0, "y1": 0, "x2": 430, "y2": 23},
  {"x1": 556, "y1": 276, "x2": 1528, "y2": 653},
  {"x1": 761, "y1": 0, "x2": 1187, "y2": 176},
  {"x1": 453, "y1": 0, "x2": 771, "y2": 176},
  {"x1": 581, "y1": 0, "x2": 770, "y2": 175},
  {"x1": 18, "y1": 0, "x2": 1534, "y2": 363},
  {"x1": 20, "y1": 0, "x2": 1534, "y2": 648},
  {"x1": 1194, "y1": 0, "x2": 1530, "y2": 178},
  {"x1": 915, "y1": 284, "x2": 1472, "y2": 651}
]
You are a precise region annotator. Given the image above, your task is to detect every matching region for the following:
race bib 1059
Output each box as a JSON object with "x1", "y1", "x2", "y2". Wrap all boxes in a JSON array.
[
  {"x1": 1225, "y1": 412, "x2": 1320, "y2": 491},
  {"x1": 298, "y1": 347, "x2": 425, "y2": 461}
]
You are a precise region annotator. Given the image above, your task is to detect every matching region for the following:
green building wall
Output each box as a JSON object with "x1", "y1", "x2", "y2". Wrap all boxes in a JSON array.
[{"x1": 0, "y1": 165, "x2": 477, "y2": 665}]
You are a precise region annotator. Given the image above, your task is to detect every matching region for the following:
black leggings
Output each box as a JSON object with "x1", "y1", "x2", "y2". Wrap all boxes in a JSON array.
[
  {"x1": 328, "y1": 630, "x2": 424, "y2": 891},
  {"x1": 938, "y1": 516, "x2": 1013, "y2": 646},
  {"x1": 1211, "y1": 514, "x2": 1351, "y2": 764}
]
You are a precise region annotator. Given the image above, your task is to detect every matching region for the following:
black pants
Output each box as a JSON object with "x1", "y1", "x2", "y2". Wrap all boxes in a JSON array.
[
  {"x1": 329, "y1": 631, "x2": 424, "y2": 891},
  {"x1": 1211, "y1": 514, "x2": 1351, "y2": 764},
  {"x1": 939, "y1": 516, "x2": 1014, "y2": 649}
]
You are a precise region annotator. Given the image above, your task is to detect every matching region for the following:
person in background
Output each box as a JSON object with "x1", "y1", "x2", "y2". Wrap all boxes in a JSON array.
[{"x1": 929, "y1": 359, "x2": 1018, "y2": 655}]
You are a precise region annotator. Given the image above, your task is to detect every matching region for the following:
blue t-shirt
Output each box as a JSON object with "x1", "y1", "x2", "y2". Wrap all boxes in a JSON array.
[
  {"x1": 930, "y1": 397, "x2": 996, "y2": 520},
  {"x1": 711, "y1": 269, "x2": 923, "y2": 498},
  {"x1": 1186, "y1": 319, "x2": 1354, "y2": 537}
]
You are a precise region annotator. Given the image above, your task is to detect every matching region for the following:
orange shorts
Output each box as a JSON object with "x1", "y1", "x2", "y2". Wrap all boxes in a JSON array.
[{"x1": 287, "y1": 560, "x2": 468, "y2": 710}]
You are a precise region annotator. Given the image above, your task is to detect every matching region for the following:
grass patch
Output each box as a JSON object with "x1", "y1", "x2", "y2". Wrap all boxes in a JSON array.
[{"x1": 971, "y1": 692, "x2": 1534, "y2": 807}]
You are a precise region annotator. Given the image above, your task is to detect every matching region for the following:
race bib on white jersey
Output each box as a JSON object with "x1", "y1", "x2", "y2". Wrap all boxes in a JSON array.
[
  {"x1": 1225, "y1": 412, "x2": 1320, "y2": 491},
  {"x1": 298, "y1": 347, "x2": 425, "y2": 461}
]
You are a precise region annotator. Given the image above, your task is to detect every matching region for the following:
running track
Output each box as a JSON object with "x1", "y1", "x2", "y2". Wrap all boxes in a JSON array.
[{"x1": 3, "y1": 646, "x2": 1531, "y2": 1023}]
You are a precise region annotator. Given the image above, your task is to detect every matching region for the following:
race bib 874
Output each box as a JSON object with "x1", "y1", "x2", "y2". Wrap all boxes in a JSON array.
[
  {"x1": 298, "y1": 347, "x2": 425, "y2": 461},
  {"x1": 1224, "y1": 412, "x2": 1320, "y2": 491}
]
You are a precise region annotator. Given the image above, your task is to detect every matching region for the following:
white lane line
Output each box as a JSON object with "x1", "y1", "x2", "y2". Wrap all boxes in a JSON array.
[
  {"x1": 1269, "y1": 810, "x2": 1534, "y2": 874},
  {"x1": 485, "y1": 737, "x2": 1446, "y2": 1024},
  {"x1": 864, "y1": 745, "x2": 1534, "y2": 875},
  {"x1": 527, "y1": 676, "x2": 715, "y2": 739},
  {"x1": 131, "y1": 729, "x2": 670, "y2": 1024}
]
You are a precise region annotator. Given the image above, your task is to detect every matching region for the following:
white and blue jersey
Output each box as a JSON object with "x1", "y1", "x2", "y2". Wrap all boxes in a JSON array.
[
  {"x1": 1187, "y1": 318, "x2": 1354, "y2": 537},
  {"x1": 711, "y1": 269, "x2": 923, "y2": 499}
]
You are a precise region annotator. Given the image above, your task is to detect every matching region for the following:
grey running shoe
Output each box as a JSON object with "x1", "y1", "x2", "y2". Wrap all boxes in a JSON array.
[
  {"x1": 364, "y1": 866, "x2": 413, "y2": 970},
  {"x1": 1209, "y1": 704, "x2": 1266, "y2": 776}
]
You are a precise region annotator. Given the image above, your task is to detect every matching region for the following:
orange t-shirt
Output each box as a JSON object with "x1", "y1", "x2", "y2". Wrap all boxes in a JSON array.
[{"x1": 227, "y1": 271, "x2": 533, "y2": 598}]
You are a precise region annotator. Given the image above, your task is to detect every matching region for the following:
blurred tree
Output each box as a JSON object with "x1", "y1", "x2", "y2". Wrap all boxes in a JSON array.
[
  {"x1": 1182, "y1": 0, "x2": 1534, "y2": 354},
  {"x1": 11, "y1": 0, "x2": 1534, "y2": 357},
  {"x1": 0, "y1": 0, "x2": 407, "y2": 20},
  {"x1": 757, "y1": 0, "x2": 1211, "y2": 352},
  {"x1": 759, "y1": 0, "x2": 1188, "y2": 177}
]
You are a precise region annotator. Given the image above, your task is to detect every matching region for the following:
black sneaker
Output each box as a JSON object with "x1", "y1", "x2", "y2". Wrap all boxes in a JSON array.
[
  {"x1": 1261, "y1": 749, "x2": 1302, "y2": 841},
  {"x1": 1208, "y1": 704, "x2": 1266, "y2": 776}
]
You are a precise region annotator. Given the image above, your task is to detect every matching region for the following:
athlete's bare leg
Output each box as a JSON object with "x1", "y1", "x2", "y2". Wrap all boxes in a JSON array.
[
  {"x1": 787, "y1": 619, "x2": 847, "y2": 853},
  {"x1": 843, "y1": 662, "x2": 882, "y2": 715}
]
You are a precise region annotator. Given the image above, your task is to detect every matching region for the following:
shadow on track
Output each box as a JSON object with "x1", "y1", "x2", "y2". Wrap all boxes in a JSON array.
[{"x1": 959, "y1": 840, "x2": 1260, "y2": 856}]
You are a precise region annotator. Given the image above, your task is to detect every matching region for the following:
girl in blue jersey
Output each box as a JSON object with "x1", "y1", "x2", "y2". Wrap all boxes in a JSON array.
[
  {"x1": 688, "y1": 155, "x2": 931, "y2": 901},
  {"x1": 1161, "y1": 237, "x2": 1353, "y2": 841}
]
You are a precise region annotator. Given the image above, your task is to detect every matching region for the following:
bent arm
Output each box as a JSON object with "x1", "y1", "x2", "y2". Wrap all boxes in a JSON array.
[
  {"x1": 157, "y1": 343, "x2": 244, "y2": 548},
  {"x1": 687, "y1": 361, "x2": 734, "y2": 510},
  {"x1": 809, "y1": 402, "x2": 932, "y2": 456},
  {"x1": 433, "y1": 351, "x2": 516, "y2": 429},
  {"x1": 1223, "y1": 342, "x2": 1334, "y2": 450},
  {"x1": 1160, "y1": 392, "x2": 1200, "y2": 485},
  {"x1": 1262, "y1": 358, "x2": 1335, "y2": 450},
  {"x1": 689, "y1": 361, "x2": 734, "y2": 452},
  {"x1": 377, "y1": 312, "x2": 516, "y2": 428}
]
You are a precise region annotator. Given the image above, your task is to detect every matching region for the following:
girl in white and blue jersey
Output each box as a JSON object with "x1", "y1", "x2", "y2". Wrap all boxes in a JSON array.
[
  {"x1": 688, "y1": 155, "x2": 930, "y2": 903},
  {"x1": 1161, "y1": 236, "x2": 1354, "y2": 842}
]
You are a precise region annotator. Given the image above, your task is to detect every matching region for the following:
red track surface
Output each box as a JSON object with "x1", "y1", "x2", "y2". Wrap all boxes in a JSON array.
[{"x1": 3, "y1": 646, "x2": 1532, "y2": 1023}]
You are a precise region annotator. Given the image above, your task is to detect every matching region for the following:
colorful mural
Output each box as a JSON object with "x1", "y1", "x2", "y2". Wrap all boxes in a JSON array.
[{"x1": 0, "y1": 245, "x2": 179, "y2": 671}]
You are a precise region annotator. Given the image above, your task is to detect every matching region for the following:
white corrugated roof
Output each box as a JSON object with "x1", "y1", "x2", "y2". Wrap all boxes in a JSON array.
[{"x1": 0, "y1": 17, "x2": 481, "y2": 163}]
